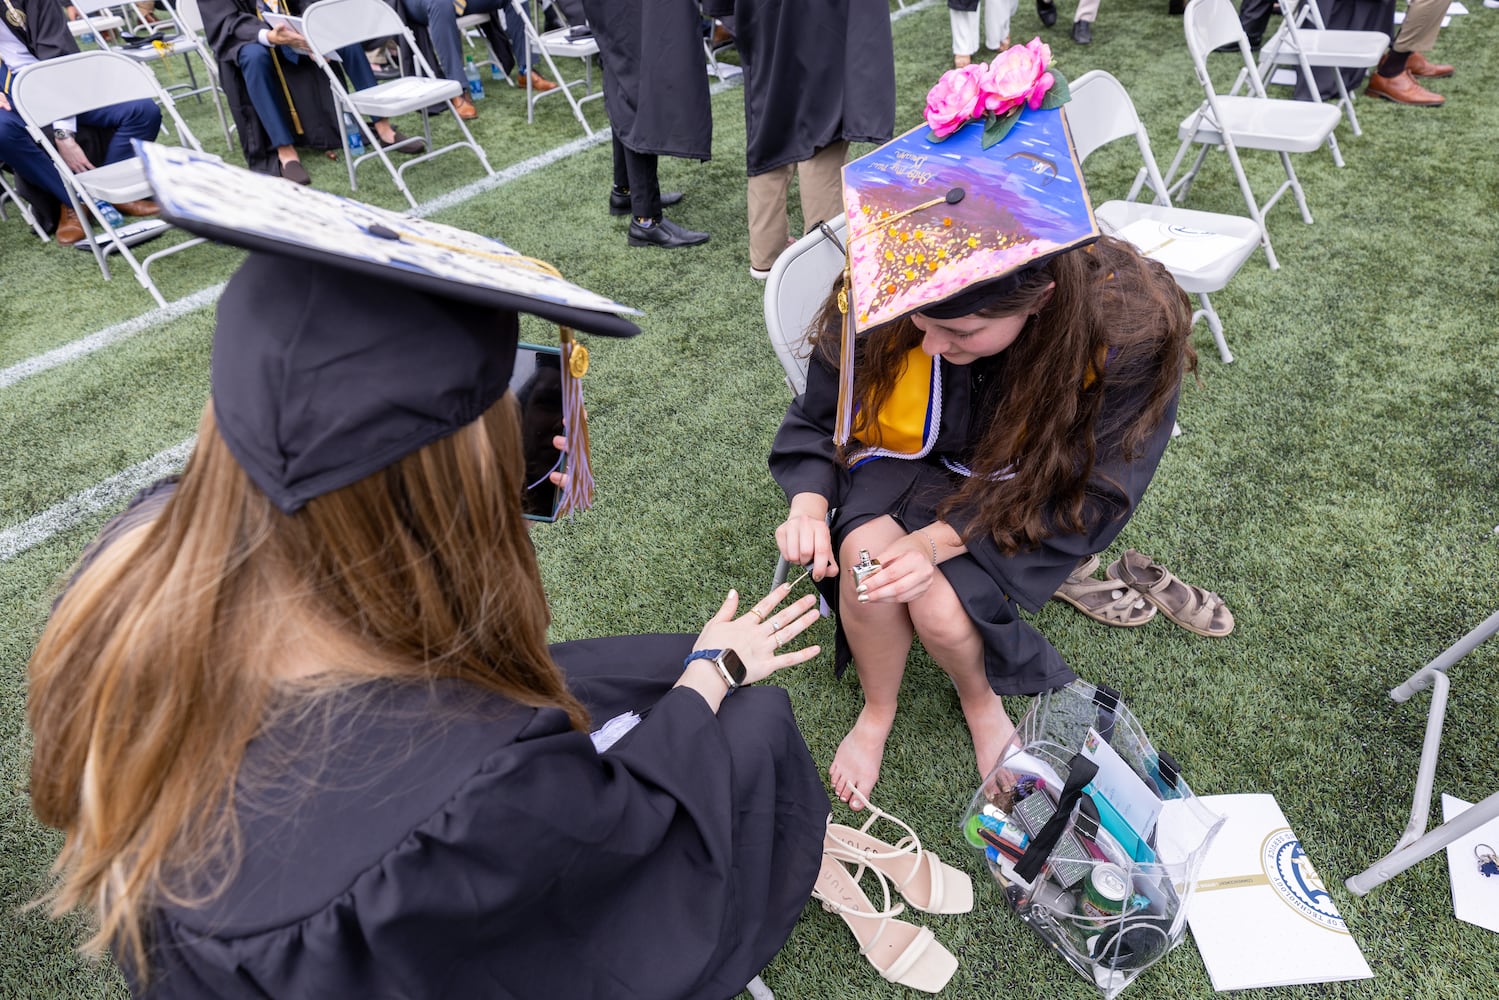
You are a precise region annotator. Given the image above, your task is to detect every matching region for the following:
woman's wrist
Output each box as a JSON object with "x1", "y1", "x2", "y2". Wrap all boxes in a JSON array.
[
  {"x1": 787, "y1": 492, "x2": 829, "y2": 521},
  {"x1": 672, "y1": 658, "x2": 727, "y2": 714},
  {"x1": 913, "y1": 528, "x2": 939, "y2": 566}
]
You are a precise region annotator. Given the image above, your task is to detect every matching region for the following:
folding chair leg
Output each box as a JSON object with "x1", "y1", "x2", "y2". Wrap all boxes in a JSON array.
[
  {"x1": 1193, "y1": 291, "x2": 1234, "y2": 364},
  {"x1": 1325, "y1": 131, "x2": 1344, "y2": 169},
  {"x1": 1343, "y1": 608, "x2": 1499, "y2": 895},
  {"x1": 1220, "y1": 141, "x2": 1280, "y2": 271},
  {"x1": 1279, "y1": 150, "x2": 1313, "y2": 224}
]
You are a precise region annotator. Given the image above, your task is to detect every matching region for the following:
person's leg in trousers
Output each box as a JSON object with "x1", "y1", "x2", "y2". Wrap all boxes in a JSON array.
[
  {"x1": 335, "y1": 44, "x2": 423, "y2": 151},
  {"x1": 79, "y1": 98, "x2": 161, "y2": 166},
  {"x1": 795, "y1": 141, "x2": 848, "y2": 236},
  {"x1": 0, "y1": 106, "x2": 71, "y2": 204},
  {"x1": 747, "y1": 164, "x2": 794, "y2": 273}
]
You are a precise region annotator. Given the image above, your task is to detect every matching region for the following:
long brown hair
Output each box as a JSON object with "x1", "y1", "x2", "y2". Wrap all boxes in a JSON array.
[
  {"x1": 27, "y1": 392, "x2": 586, "y2": 976},
  {"x1": 812, "y1": 236, "x2": 1196, "y2": 553}
]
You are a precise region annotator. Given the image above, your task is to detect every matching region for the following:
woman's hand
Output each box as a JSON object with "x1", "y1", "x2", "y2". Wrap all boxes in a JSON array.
[
  {"x1": 776, "y1": 492, "x2": 837, "y2": 580},
  {"x1": 694, "y1": 582, "x2": 821, "y2": 684},
  {"x1": 857, "y1": 534, "x2": 938, "y2": 605}
]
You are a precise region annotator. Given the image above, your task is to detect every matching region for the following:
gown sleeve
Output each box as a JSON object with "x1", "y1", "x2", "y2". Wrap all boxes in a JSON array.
[{"x1": 768, "y1": 347, "x2": 844, "y2": 506}]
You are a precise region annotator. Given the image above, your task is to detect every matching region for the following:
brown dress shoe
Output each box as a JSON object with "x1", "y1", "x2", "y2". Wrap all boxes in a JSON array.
[
  {"x1": 1406, "y1": 51, "x2": 1454, "y2": 78},
  {"x1": 451, "y1": 94, "x2": 478, "y2": 120},
  {"x1": 111, "y1": 198, "x2": 160, "y2": 217},
  {"x1": 1365, "y1": 69, "x2": 1444, "y2": 106},
  {"x1": 55, "y1": 206, "x2": 86, "y2": 245},
  {"x1": 518, "y1": 70, "x2": 557, "y2": 93}
]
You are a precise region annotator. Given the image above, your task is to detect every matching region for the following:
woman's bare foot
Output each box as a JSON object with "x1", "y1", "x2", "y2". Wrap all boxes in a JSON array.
[
  {"x1": 958, "y1": 687, "x2": 1016, "y2": 779},
  {"x1": 829, "y1": 704, "x2": 896, "y2": 810}
]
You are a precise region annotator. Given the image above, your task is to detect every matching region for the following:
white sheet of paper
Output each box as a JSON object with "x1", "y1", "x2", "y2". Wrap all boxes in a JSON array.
[
  {"x1": 1448, "y1": 2, "x2": 1469, "y2": 14},
  {"x1": 1186, "y1": 793, "x2": 1374, "y2": 991},
  {"x1": 1111, "y1": 218, "x2": 1249, "y2": 276},
  {"x1": 589, "y1": 711, "x2": 641, "y2": 753},
  {"x1": 1079, "y1": 727, "x2": 1163, "y2": 841},
  {"x1": 1442, "y1": 793, "x2": 1499, "y2": 933}
]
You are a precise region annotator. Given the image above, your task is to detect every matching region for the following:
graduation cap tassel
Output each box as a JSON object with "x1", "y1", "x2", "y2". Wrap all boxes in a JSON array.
[
  {"x1": 832, "y1": 269, "x2": 857, "y2": 446},
  {"x1": 555, "y1": 326, "x2": 594, "y2": 518}
]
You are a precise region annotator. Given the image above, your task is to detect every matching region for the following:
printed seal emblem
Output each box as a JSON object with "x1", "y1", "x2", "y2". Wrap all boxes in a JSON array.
[{"x1": 1261, "y1": 828, "x2": 1348, "y2": 932}]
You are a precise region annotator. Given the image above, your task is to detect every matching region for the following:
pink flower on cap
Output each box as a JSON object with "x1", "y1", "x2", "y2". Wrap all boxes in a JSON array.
[
  {"x1": 978, "y1": 38, "x2": 1055, "y2": 116},
  {"x1": 924, "y1": 64, "x2": 987, "y2": 138}
]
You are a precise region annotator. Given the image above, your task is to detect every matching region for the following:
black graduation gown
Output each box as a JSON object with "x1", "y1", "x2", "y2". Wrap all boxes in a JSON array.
[
  {"x1": 132, "y1": 635, "x2": 826, "y2": 998},
  {"x1": 769, "y1": 345, "x2": 1178, "y2": 696},
  {"x1": 198, "y1": 0, "x2": 343, "y2": 174},
  {"x1": 577, "y1": 0, "x2": 712, "y2": 160},
  {"x1": 725, "y1": 0, "x2": 895, "y2": 175}
]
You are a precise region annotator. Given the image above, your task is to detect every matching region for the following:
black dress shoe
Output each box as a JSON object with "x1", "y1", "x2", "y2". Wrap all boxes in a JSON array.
[
  {"x1": 279, "y1": 159, "x2": 312, "y2": 186},
  {"x1": 379, "y1": 129, "x2": 427, "y2": 155},
  {"x1": 1036, "y1": 0, "x2": 1058, "y2": 26},
  {"x1": 1071, "y1": 19, "x2": 1092, "y2": 43},
  {"x1": 627, "y1": 217, "x2": 709, "y2": 248},
  {"x1": 609, "y1": 189, "x2": 685, "y2": 216}
]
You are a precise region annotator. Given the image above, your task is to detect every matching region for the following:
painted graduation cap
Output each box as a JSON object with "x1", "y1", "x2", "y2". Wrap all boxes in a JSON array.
[
  {"x1": 839, "y1": 104, "x2": 1099, "y2": 334},
  {"x1": 136, "y1": 141, "x2": 638, "y2": 515}
]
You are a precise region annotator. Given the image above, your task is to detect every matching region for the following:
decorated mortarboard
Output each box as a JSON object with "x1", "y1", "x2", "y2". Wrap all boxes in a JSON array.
[
  {"x1": 831, "y1": 40, "x2": 1098, "y2": 442},
  {"x1": 136, "y1": 141, "x2": 640, "y2": 515}
]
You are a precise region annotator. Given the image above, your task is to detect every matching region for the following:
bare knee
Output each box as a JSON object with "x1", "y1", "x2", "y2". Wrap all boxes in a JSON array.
[{"x1": 908, "y1": 576, "x2": 977, "y2": 652}]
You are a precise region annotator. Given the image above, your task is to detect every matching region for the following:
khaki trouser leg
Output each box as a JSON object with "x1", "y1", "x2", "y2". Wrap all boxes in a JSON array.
[
  {"x1": 796, "y1": 141, "x2": 849, "y2": 236},
  {"x1": 1393, "y1": 0, "x2": 1443, "y2": 53},
  {"x1": 747, "y1": 165, "x2": 795, "y2": 271}
]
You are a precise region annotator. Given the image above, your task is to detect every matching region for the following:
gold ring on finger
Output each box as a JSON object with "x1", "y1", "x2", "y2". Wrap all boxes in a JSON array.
[{"x1": 747, "y1": 609, "x2": 764, "y2": 624}]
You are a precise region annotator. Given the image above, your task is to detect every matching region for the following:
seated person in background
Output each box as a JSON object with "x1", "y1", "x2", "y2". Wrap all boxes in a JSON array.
[
  {"x1": 399, "y1": 0, "x2": 556, "y2": 121},
  {"x1": 0, "y1": 0, "x2": 162, "y2": 244},
  {"x1": 26, "y1": 164, "x2": 827, "y2": 999},
  {"x1": 201, "y1": 0, "x2": 425, "y2": 184},
  {"x1": 770, "y1": 73, "x2": 1195, "y2": 809}
]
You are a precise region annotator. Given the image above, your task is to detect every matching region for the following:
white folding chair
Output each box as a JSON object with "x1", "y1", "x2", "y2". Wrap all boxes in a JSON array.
[
  {"x1": 1253, "y1": 0, "x2": 1385, "y2": 142},
  {"x1": 0, "y1": 162, "x2": 51, "y2": 241},
  {"x1": 301, "y1": 0, "x2": 495, "y2": 210},
  {"x1": 1345, "y1": 609, "x2": 1499, "y2": 895},
  {"x1": 10, "y1": 50, "x2": 208, "y2": 305},
  {"x1": 71, "y1": 0, "x2": 232, "y2": 149},
  {"x1": 1166, "y1": 0, "x2": 1342, "y2": 271},
  {"x1": 764, "y1": 216, "x2": 847, "y2": 586},
  {"x1": 508, "y1": 0, "x2": 603, "y2": 136},
  {"x1": 1070, "y1": 71, "x2": 1260, "y2": 364},
  {"x1": 160, "y1": 0, "x2": 235, "y2": 147},
  {"x1": 67, "y1": 8, "x2": 125, "y2": 40}
]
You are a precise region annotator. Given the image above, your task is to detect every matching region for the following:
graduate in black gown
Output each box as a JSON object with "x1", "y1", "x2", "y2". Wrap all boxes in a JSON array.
[
  {"x1": 768, "y1": 82, "x2": 1196, "y2": 810},
  {"x1": 26, "y1": 155, "x2": 828, "y2": 999}
]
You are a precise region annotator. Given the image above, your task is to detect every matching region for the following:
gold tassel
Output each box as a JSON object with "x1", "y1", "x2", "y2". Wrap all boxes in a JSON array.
[{"x1": 554, "y1": 326, "x2": 594, "y2": 518}]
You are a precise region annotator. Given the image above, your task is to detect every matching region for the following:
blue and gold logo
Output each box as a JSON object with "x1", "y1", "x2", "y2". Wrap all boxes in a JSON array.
[{"x1": 1261, "y1": 828, "x2": 1348, "y2": 933}]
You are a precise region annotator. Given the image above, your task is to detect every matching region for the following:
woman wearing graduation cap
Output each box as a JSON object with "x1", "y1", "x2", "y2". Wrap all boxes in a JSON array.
[
  {"x1": 770, "y1": 46, "x2": 1197, "y2": 809},
  {"x1": 26, "y1": 147, "x2": 828, "y2": 998}
]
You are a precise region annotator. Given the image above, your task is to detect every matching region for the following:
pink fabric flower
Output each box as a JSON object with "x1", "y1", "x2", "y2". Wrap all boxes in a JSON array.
[
  {"x1": 978, "y1": 38, "x2": 1054, "y2": 116},
  {"x1": 924, "y1": 64, "x2": 986, "y2": 138}
]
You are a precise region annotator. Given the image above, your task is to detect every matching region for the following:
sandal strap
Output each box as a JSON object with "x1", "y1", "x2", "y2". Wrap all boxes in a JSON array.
[{"x1": 1064, "y1": 553, "x2": 1101, "y2": 585}]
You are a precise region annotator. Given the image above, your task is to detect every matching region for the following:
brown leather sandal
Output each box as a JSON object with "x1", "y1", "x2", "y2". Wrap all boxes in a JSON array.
[
  {"x1": 1052, "y1": 555, "x2": 1157, "y2": 627},
  {"x1": 1106, "y1": 549, "x2": 1234, "y2": 637}
]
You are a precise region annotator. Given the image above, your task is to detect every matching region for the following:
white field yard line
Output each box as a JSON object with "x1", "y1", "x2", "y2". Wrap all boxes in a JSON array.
[
  {"x1": 0, "y1": 439, "x2": 196, "y2": 562},
  {"x1": 1, "y1": 7, "x2": 937, "y2": 561}
]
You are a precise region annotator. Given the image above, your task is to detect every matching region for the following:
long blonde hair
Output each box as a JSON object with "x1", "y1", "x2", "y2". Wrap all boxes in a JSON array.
[{"x1": 27, "y1": 393, "x2": 586, "y2": 977}]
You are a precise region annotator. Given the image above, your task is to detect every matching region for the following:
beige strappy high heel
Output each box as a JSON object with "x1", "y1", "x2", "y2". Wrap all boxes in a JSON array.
[
  {"x1": 824, "y1": 785, "x2": 974, "y2": 915},
  {"x1": 812, "y1": 854, "x2": 959, "y2": 993}
]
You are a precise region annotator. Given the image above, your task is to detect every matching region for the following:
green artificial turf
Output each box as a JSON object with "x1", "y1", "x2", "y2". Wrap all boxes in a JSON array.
[{"x1": 3, "y1": 2, "x2": 1499, "y2": 997}]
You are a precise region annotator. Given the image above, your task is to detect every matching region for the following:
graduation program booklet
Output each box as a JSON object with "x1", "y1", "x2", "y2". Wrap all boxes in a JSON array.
[{"x1": 1187, "y1": 793, "x2": 1374, "y2": 990}]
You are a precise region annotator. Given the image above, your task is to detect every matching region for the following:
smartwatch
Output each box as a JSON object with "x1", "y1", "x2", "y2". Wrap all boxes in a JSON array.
[
  {"x1": 683, "y1": 648, "x2": 747, "y2": 694},
  {"x1": 53, "y1": 127, "x2": 76, "y2": 143}
]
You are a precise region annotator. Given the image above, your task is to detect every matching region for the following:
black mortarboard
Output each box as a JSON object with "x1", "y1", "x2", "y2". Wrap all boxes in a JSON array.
[{"x1": 137, "y1": 141, "x2": 639, "y2": 514}]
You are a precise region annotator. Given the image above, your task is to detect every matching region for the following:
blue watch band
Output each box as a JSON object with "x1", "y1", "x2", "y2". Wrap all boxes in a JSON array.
[
  {"x1": 683, "y1": 648, "x2": 741, "y2": 694},
  {"x1": 683, "y1": 649, "x2": 723, "y2": 666}
]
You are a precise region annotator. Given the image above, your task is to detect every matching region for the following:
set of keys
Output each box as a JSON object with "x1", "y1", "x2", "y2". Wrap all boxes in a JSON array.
[{"x1": 1477, "y1": 844, "x2": 1499, "y2": 879}]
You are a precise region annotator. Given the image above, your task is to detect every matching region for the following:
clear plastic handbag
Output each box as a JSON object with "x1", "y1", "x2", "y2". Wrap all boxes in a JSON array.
[{"x1": 962, "y1": 681, "x2": 1224, "y2": 998}]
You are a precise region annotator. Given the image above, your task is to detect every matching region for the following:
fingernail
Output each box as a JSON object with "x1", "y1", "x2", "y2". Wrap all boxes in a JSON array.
[{"x1": 857, "y1": 594, "x2": 869, "y2": 603}]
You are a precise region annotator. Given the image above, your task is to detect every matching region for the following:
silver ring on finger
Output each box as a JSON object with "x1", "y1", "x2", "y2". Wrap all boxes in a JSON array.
[{"x1": 770, "y1": 618, "x2": 783, "y2": 633}]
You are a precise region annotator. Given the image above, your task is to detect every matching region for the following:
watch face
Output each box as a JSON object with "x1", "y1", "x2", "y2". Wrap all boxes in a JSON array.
[{"x1": 719, "y1": 649, "x2": 748, "y2": 686}]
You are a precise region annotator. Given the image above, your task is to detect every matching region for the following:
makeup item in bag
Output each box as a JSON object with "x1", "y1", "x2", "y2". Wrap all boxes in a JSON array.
[{"x1": 1013, "y1": 786, "x2": 1092, "y2": 888}]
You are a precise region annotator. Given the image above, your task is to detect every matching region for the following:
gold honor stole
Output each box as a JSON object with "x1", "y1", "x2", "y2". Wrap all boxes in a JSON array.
[{"x1": 848, "y1": 347, "x2": 939, "y2": 468}]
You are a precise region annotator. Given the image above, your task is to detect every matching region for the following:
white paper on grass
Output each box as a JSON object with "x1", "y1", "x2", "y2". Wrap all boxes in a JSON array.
[
  {"x1": 1186, "y1": 793, "x2": 1374, "y2": 991},
  {"x1": 1111, "y1": 219, "x2": 1249, "y2": 276},
  {"x1": 1442, "y1": 794, "x2": 1499, "y2": 934}
]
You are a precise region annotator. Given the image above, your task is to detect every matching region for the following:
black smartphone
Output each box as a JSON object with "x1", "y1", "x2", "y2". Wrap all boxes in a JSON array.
[{"x1": 511, "y1": 343, "x2": 565, "y2": 522}]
